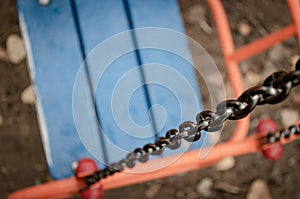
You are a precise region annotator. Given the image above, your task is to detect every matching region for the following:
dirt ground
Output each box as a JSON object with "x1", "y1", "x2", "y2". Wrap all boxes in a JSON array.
[{"x1": 1, "y1": 0, "x2": 300, "y2": 199}]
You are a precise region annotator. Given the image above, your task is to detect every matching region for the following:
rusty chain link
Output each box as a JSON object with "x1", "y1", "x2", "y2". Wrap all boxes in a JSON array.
[{"x1": 84, "y1": 68, "x2": 300, "y2": 186}]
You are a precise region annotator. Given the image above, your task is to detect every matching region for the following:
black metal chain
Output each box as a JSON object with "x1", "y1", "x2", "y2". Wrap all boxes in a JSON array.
[
  {"x1": 84, "y1": 68, "x2": 300, "y2": 186},
  {"x1": 265, "y1": 124, "x2": 300, "y2": 144}
]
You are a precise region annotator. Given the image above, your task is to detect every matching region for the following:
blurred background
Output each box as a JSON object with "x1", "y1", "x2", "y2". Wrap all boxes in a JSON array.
[{"x1": 1, "y1": 0, "x2": 300, "y2": 198}]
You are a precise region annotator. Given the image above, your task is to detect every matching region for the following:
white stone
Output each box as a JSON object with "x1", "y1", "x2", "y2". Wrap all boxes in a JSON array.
[
  {"x1": 246, "y1": 179, "x2": 272, "y2": 199},
  {"x1": 21, "y1": 85, "x2": 36, "y2": 105},
  {"x1": 71, "y1": 161, "x2": 78, "y2": 171},
  {"x1": 214, "y1": 156, "x2": 235, "y2": 171},
  {"x1": 280, "y1": 108, "x2": 299, "y2": 127},
  {"x1": 186, "y1": 5, "x2": 206, "y2": 24},
  {"x1": 238, "y1": 22, "x2": 251, "y2": 36},
  {"x1": 6, "y1": 34, "x2": 26, "y2": 64},
  {"x1": 196, "y1": 177, "x2": 213, "y2": 197},
  {"x1": 199, "y1": 20, "x2": 212, "y2": 34}
]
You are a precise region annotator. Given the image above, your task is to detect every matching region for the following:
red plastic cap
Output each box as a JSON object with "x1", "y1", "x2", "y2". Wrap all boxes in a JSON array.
[
  {"x1": 75, "y1": 158, "x2": 98, "y2": 177},
  {"x1": 256, "y1": 119, "x2": 282, "y2": 160},
  {"x1": 75, "y1": 158, "x2": 103, "y2": 199}
]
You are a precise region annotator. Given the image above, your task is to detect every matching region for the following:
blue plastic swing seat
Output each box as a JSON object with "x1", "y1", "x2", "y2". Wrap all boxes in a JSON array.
[{"x1": 18, "y1": 0, "x2": 205, "y2": 179}]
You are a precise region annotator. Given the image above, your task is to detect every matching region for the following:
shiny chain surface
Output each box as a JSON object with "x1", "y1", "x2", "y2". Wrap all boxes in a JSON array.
[{"x1": 84, "y1": 68, "x2": 300, "y2": 186}]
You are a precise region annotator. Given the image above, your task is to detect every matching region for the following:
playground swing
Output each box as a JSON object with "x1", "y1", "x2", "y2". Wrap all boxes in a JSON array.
[{"x1": 9, "y1": 0, "x2": 300, "y2": 198}]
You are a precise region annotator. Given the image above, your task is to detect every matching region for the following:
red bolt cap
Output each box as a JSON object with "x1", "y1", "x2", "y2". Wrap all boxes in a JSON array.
[
  {"x1": 256, "y1": 119, "x2": 283, "y2": 160},
  {"x1": 75, "y1": 158, "x2": 98, "y2": 178},
  {"x1": 75, "y1": 158, "x2": 103, "y2": 199}
]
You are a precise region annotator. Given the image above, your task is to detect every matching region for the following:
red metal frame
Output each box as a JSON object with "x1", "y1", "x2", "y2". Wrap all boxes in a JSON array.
[
  {"x1": 8, "y1": 123, "x2": 300, "y2": 199},
  {"x1": 8, "y1": 0, "x2": 300, "y2": 198}
]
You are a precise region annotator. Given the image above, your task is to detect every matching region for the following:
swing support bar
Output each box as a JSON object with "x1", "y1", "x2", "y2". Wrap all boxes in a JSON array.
[{"x1": 8, "y1": 123, "x2": 300, "y2": 199}]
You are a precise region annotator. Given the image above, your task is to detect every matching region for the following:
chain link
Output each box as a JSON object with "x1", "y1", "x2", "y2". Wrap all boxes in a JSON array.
[
  {"x1": 85, "y1": 68, "x2": 300, "y2": 186},
  {"x1": 264, "y1": 124, "x2": 300, "y2": 144}
]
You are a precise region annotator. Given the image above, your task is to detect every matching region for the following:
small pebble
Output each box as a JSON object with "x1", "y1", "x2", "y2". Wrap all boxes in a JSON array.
[
  {"x1": 6, "y1": 34, "x2": 26, "y2": 64},
  {"x1": 186, "y1": 5, "x2": 206, "y2": 24},
  {"x1": 21, "y1": 85, "x2": 36, "y2": 105},
  {"x1": 71, "y1": 161, "x2": 78, "y2": 171},
  {"x1": 214, "y1": 156, "x2": 235, "y2": 171},
  {"x1": 214, "y1": 181, "x2": 243, "y2": 194},
  {"x1": 196, "y1": 177, "x2": 213, "y2": 197},
  {"x1": 238, "y1": 22, "x2": 251, "y2": 36},
  {"x1": 199, "y1": 20, "x2": 212, "y2": 34},
  {"x1": 0, "y1": 167, "x2": 10, "y2": 176},
  {"x1": 145, "y1": 183, "x2": 161, "y2": 198},
  {"x1": 246, "y1": 179, "x2": 272, "y2": 199},
  {"x1": 186, "y1": 5, "x2": 212, "y2": 34},
  {"x1": 280, "y1": 108, "x2": 299, "y2": 127}
]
